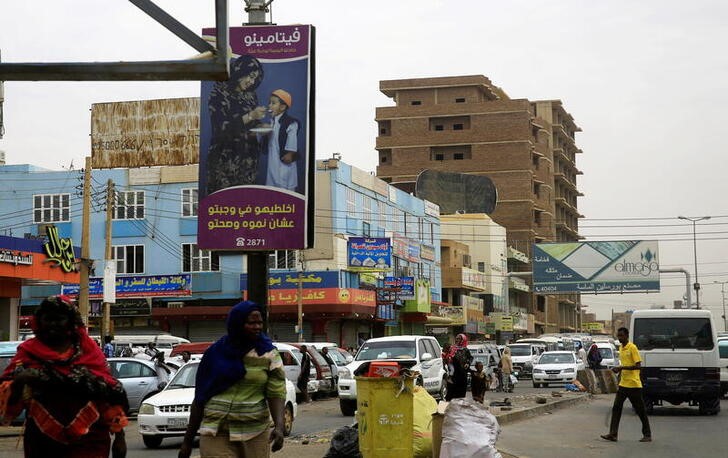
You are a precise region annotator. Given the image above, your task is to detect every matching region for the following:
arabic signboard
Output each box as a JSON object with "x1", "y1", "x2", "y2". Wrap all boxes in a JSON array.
[
  {"x1": 392, "y1": 237, "x2": 421, "y2": 263},
  {"x1": 90, "y1": 98, "x2": 199, "y2": 168},
  {"x1": 438, "y1": 305, "x2": 466, "y2": 326},
  {"x1": 62, "y1": 274, "x2": 192, "y2": 299},
  {"x1": 420, "y1": 243, "x2": 436, "y2": 261},
  {"x1": 198, "y1": 25, "x2": 315, "y2": 251},
  {"x1": 240, "y1": 271, "x2": 339, "y2": 290},
  {"x1": 347, "y1": 237, "x2": 392, "y2": 271},
  {"x1": 462, "y1": 295, "x2": 484, "y2": 323},
  {"x1": 384, "y1": 276, "x2": 415, "y2": 299},
  {"x1": 0, "y1": 234, "x2": 80, "y2": 284},
  {"x1": 533, "y1": 241, "x2": 660, "y2": 294},
  {"x1": 403, "y1": 279, "x2": 431, "y2": 313},
  {"x1": 265, "y1": 288, "x2": 376, "y2": 306}
]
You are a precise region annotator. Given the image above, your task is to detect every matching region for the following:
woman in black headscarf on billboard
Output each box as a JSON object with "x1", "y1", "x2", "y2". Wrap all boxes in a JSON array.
[{"x1": 206, "y1": 55, "x2": 267, "y2": 195}]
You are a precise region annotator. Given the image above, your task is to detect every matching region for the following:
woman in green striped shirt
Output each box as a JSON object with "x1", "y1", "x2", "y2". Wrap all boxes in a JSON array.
[{"x1": 179, "y1": 301, "x2": 286, "y2": 458}]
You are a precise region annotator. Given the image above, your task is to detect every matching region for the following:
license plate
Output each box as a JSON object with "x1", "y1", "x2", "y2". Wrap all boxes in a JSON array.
[
  {"x1": 548, "y1": 375, "x2": 558, "y2": 379},
  {"x1": 665, "y1": 373, "x2": 683, "y2": 386},
  {"x1": 168, "y1": 418, "x2": 188, "y2": 428}
]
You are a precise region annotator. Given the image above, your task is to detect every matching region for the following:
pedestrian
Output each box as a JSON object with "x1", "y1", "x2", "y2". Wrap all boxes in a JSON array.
[
  {"x1": 152, "y1": 352, "x2": 173, "y2": 387},
  {"x1": 298, "y1": 344, "x2": 312, "y2": 403},
  {"x1": 577, "y1": 342, "x2": 587, "y2": 366},
  {"x1": 103, "y1": 335, "x2": 115, "y2": 358},
  {"x1": 180, "y1": 350, "x2": 192, "y2": 364},
  {"x1": 444, "y1": 333, "x2": 472, "y2": 401},
  {"x1": 0, "y1": 295, "x2": 128, "y2": 458},
  {"x1": 470, "y1": 361, "x2": 488, "y2": 404},
  {"x1": 321, "y1": 347, "x2": 338, "y2": 388},
  {"x1": 144, "y1": 341, "x2": 159, "y2": 359},
  {"x1": 600, "y1": 327, "x2": 652, "y2": 443},
  {"x1": 178, "y1": 300, "x2": 286, "y2": 458},
  {"x1": 587, "y1": 343, "x2": 603, "y2": 370},
  {"x1": 499, "y1": 347, "x2": 513, "y2": 393}
]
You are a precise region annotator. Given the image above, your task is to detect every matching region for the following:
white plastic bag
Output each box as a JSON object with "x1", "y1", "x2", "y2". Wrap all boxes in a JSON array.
[
  {"x1": 510, "y1": 374, "x2": 518, "y2": 385},
  {"x1": 440, "y1": 398, "x2": 501, "y2": 458}
]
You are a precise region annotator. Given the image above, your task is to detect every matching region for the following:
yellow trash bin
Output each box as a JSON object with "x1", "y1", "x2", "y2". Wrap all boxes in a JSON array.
[{"x1": 356, "y1": 376, "x2": 414, "y2": 458}]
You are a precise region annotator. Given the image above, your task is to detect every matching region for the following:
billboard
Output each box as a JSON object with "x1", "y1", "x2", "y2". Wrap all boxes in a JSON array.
[
  {"x1": 198, "y1": 25, "x2": 315, "y2": 250},
  {"x1": 347, "y1": 237, "x2": 391, "y2": 271},
  {"x1": 533, "y1": 241, "x2": 660, "y2": 294},
  {"x1": 240, "y1": 270, "x2": 339, "y2": 290},
  {"x1": 62, "y1": 274, "x2": 191, "y2": 298},
  {"x1": 91, "y1": 98, "x2": 199, "y2": 168}
]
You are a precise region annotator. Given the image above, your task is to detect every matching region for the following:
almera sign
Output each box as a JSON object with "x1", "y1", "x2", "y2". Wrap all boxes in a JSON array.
[{"x1": 43, "y1": 226, "x2": 78, "y2": 273}]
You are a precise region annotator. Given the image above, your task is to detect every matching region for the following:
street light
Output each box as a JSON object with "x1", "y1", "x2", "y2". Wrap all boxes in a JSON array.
[
  {"x1": 678, "y1": 215, "x2": 711, "y2": 309},
  {"x1": 713, "y1": 281, "x2": 728, "y2": 332}
]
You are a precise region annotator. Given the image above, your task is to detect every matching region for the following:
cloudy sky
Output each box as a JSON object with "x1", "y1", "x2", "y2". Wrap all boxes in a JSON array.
[{"x1": 1, "y1": 1, "x2": 727, "y2": 326}]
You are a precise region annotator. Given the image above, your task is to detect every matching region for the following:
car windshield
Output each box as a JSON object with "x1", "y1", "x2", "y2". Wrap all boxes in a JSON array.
[
  {"x1": 166, "y1": 363, "x2": 198, "y2": 389},
  {"x1": 508, "y1": 345, "x2": 531, "y2": 356},
  {"x1": 634, "y1": 318, "x2": 714, "y2": 350},
  {"x1": 356, "y1": 341, "x2": 417, "y2": 361},
  {"x1": 326, "y1": 348, "x2": 348, "y2": 366},
  {"x1": 538, "y1": 353, "x2": 574, "y2": 365},
  {"x1": 598, "y1": 348, "x2": 613, "y2": 359}
]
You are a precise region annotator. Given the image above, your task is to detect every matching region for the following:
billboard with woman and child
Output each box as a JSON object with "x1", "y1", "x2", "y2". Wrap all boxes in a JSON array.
[{"x1": 197, "y1": 25, "x2": 315, "y2": 251}]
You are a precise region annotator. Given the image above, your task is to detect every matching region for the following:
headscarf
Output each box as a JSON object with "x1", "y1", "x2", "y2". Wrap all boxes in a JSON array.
[
  {"x1": 446, "y1": 333, "x2": 469, "y2": 361},
  {"x1": 194, "y1": 300, "x2": 274, "y2": 404},
  {"x1": 209, "y1": 54, "x2": 264, "y2": 123},
  {"x1": 2, "y1": 295, "x2": 119, "y2": 388}
]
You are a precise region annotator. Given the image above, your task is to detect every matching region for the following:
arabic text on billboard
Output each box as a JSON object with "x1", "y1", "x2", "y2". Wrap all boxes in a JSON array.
[
  {"x1": 62, "y1": 274, "x2": 191, "y2": 299},
  {"x1": 347, "y1": 237, "x2": 391, "y2": 270},
  {"x1": 384, "y1": 276, "x2": 414, "y2": 299},
  {"x1": 532, "y1": 241, "x2": 660, "y2": 294},
  {"x1": 197, "y1": 25, "x2": 315, "y2": 251}
]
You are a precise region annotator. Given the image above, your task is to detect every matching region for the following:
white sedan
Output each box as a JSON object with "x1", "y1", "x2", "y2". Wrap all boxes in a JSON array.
[
  {"x1": 138, "y1": 361, "x2": 298, "y2": 449},
  {"x1": 532, "y1": 351, "x2": 580, "y2": 388}
]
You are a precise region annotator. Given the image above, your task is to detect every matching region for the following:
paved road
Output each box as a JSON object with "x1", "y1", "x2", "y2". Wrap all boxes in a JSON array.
[
  {"x1": 0, "y1": 383, "x2": 587, "y2": 457},
  {"x1": 498, "y1": 395, "x2": 728, "y2": 458}
]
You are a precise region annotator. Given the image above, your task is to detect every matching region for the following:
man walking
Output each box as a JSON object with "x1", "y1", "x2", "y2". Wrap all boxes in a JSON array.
[
  {"x1": 298, "y1": 345, "x2": 312, "y2": 403},
  {"x1": 601, "y1": 327, "x2": 652, "y2": 443}
]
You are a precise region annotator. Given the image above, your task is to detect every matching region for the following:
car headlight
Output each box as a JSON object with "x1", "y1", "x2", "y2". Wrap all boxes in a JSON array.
[
  {"x1": 139, "y1": 403, "x2": 155, "y2": 415},
  {"x1": 563, "y1": 368, "x2": 575, "y2": 373},
  {"x1": 338, "y1": 367, "x2": 352, "y2": 380},
  {"x1": 533, "y1": 369, "x2": 544, "y2": 374}
]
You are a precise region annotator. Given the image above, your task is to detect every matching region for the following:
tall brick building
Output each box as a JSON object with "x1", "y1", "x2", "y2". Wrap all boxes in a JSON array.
[{"x1": 374, "y1": 75, "x2": 584, "y2": 334}]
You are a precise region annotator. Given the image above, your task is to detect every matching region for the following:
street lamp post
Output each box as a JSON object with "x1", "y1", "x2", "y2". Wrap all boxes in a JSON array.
[
  {"x1": 678, "y1": 215, "x2": 711, "y2": 309},
  {"x1": 714, "y1": 281, "x2": 728, "y2": 332}
]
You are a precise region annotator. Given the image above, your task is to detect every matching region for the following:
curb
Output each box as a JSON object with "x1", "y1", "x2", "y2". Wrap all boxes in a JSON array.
[{"x1": 495, "y1": 393, "x2": 592, "y2": 425}]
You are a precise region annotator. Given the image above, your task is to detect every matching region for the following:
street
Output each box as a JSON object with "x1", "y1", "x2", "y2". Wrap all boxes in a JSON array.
[{"x1": 0, "y1": 387, "x2": 725, "y2": 457}]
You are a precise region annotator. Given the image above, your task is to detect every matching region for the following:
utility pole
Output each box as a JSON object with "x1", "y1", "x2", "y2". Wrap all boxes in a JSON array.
[
  {"x1": 297, "y1": 250, "x2": 304, "y2": 342},
  {"x1": 78, "y1": 157, "x2": 92, "y2": 325},
  {"x1": 101, "y1": 180, "x2": 114, "y2": 340}
]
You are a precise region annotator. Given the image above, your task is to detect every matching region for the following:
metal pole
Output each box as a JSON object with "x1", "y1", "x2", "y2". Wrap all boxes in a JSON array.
[
  {"x1": 78, "y1": 158, "x2": 92, "y2": 325},
  {"x1": 722, "y1": 283, "x2": 727, "y2": 332},
  {"x1": 691, "y1": 220, "x2": 700, "y2": 308},
  {"x1": 102, "y1": 180, "x2": 114, "y2": 341},
  {"x1": 659, "y1": 268, "x2": 691, "y2": 309}
]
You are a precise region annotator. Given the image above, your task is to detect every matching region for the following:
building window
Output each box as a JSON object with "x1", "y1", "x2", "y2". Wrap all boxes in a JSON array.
[
  {"x1": 182, "y1": 243, "x2": 219, "y2": 272},
  {"x1": 435, "y1": 125, "x2": 444, "y2": 131},
  {"x1": 454, "y1": 153, "x2": 464, "y2": 160},
  {"x1": 534, "y1": 211, "x2": 542, "y2": 225},
  {"x1": 411, "y1": 100, "x2": 422, "y2": 106},
  {"x1": 363, "y1": 221, "x2": 371, "y2": 237},
  {"x1": 477, "y1": 262, "x2": 486, "y2": 273},
  {"x1": 113, "y1": 245, "x2": 144, "y2": 274},
  {"x1": 181, "y1": 188, "x2": 198, "y2": 217},
  {"x1": 455, "y1": 97, "x2": 465, "y2": 103},
  {"x1": 33, "y1": 193, "x2": 70, "y2": 223},
  {"x1": 453, "y1": 123, "x2": 464, "y2": 130},
  {"x1": 395, "y1": 209, "x2": 405, "y2": 235},
  {"x1": 378, "y1": 202, "x2": 387, "y2": 229},
  {"x1": 346, "y1": 188, "x2": 356, "y2": 217},
  {"x1": 380, "y1": 156, "x2": 387, "y2": 163},
  {"x1": 435, "y1": 154, "x2": 444, "y2": 161},
  {"x1": 115, "y1": 191, "x2": 145, "y2": 220},
  {"x1": 269, "y1": 250, "x2": 297, "y2": 270},
  {"x1": 363, "y1": 196, "x2": 373, "y2": 223}
]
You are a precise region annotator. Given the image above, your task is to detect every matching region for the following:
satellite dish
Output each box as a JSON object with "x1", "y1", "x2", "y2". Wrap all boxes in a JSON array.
[{"x1": 415, "y1": 170, "x2": 497, "y2": 214}]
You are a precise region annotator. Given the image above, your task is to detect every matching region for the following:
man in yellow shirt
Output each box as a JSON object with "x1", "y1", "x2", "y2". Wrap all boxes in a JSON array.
[{"x1": 601, "y1": 327, "x2": 652, "y2": 443}]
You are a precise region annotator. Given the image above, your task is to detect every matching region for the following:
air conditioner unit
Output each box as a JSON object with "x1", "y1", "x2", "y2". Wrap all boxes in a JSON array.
[{"x1": 167, "y1": 302, "x2": 184, "y2": 309}]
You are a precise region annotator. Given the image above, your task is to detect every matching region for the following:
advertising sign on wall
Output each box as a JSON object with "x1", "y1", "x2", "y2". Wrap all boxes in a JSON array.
[
  {"x1": 240, "y1": 271, "x2": 339, "y2": 290},
  {"x1": 62, "y1": 274, "x2": 192, "y2": 299},
  {"x1": 384, "y1": 276, "x2": 414, "y2": 299},
  {"x1": 533, "y1": 241, "x2": 660, "y2": 294},
  {"x1": 347, "y1": 237, "x2": 391, "y2": 271},
  {"x1": 197, "y1": 25, "x2": 315, "y2": 251}
]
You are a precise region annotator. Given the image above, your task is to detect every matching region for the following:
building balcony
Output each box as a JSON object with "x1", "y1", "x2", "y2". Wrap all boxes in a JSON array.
[
  {"x1": 507, "y1": 246, "x2": 529, "y2": 264},
  {"x1": 509, "y1": 276, "x2": 530, "y2": 293},
  {"x1": 442, "y1": 267, "x2": 490, "y2": 292}
]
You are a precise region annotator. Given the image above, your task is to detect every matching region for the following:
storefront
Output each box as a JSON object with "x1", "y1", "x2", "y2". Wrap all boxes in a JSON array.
[{"x1": 0, "y1": 232, "x2": 80, "y2": 340}]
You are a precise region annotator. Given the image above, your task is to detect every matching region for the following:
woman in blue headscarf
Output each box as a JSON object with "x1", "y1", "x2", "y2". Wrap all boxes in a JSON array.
[
  {"x1": 178, "y1": 301, "x2": 286, "y2": 458},
  {"x1": 205, "y1": 55, "x2": 267, "y2": 195}
]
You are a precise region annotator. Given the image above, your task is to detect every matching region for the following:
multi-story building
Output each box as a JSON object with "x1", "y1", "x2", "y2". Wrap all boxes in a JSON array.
[
  {"x1": 0, "y1": 158, "x2": 442, "y2": 346},
  {"x1": 374, "y1": 75, "x2": 584, "y2": 334}
]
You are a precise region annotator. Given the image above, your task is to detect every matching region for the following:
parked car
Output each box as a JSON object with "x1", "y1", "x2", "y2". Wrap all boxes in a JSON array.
[
  {"x1": 107, "y1": 357, "x2": 167, "y2": 413},
  {"x1": 719, "y1": 337, "x2": 728, "y2": 398},
  {"x1": 507, "y1": 343, "x2": 541, "y2": 379},
  {"x1": 594, "y1": 342, "x2": 618, "y2": 369},
  {"x1": 337, "y1": 335, "x2": 446, "y2": 416},
  {"x1": 276, "y1": 342, "x2": 319, "y2": 396},
  {"x1": 137, "y1": 360, "x2": 298, "y2": 448},
  {"x1": 284, "y1": 343, "x2": 336, "y2": 396},
  {"x1": 531, "y1": 351, "x2": 580, "y2": 388}
]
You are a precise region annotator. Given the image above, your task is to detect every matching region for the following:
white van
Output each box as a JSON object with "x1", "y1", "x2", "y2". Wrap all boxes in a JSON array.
[
  {"x1": 630, "y1": 309, "x2": 721, "y2": 415},
  {"x1": 107, "y1": 334, "x2": 190, "y2": 357},
  {"x1": 507, "y1": 343, "x2": 541, "y2": 378}
]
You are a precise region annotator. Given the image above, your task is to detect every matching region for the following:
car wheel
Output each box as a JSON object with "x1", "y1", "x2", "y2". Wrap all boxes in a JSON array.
[
  {"x1": 142, "y1": 435, "x2": 163, "y2": 449},
  {"x1": 698, "y1": 397, "x2": 721, "y2": 416},
  {"x1": 533, "y1": 382, "x2": 540, "y2": 388},
  {"x1": 283, "y1": 403, "x2": 294, "y2": 436},
  {"x1": 340, "y1": 398, "x2": 356, "y2": 416}
]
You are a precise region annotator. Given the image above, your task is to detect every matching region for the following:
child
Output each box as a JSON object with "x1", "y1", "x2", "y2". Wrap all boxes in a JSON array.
[
  {"x1": 263, "y1": 89, "x2": 300, "y2": 191},
  {"x1": 470, "y1": 361, "x2": 488, "y2": 403}
]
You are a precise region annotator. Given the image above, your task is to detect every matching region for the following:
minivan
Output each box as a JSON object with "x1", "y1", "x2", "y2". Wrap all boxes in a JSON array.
[
  {"x1": 631, "y1": 309, "x2": 721, "y2": 415},
  {"x1": 507, "y1": 343, "x2": 542, "y2": 378}
]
